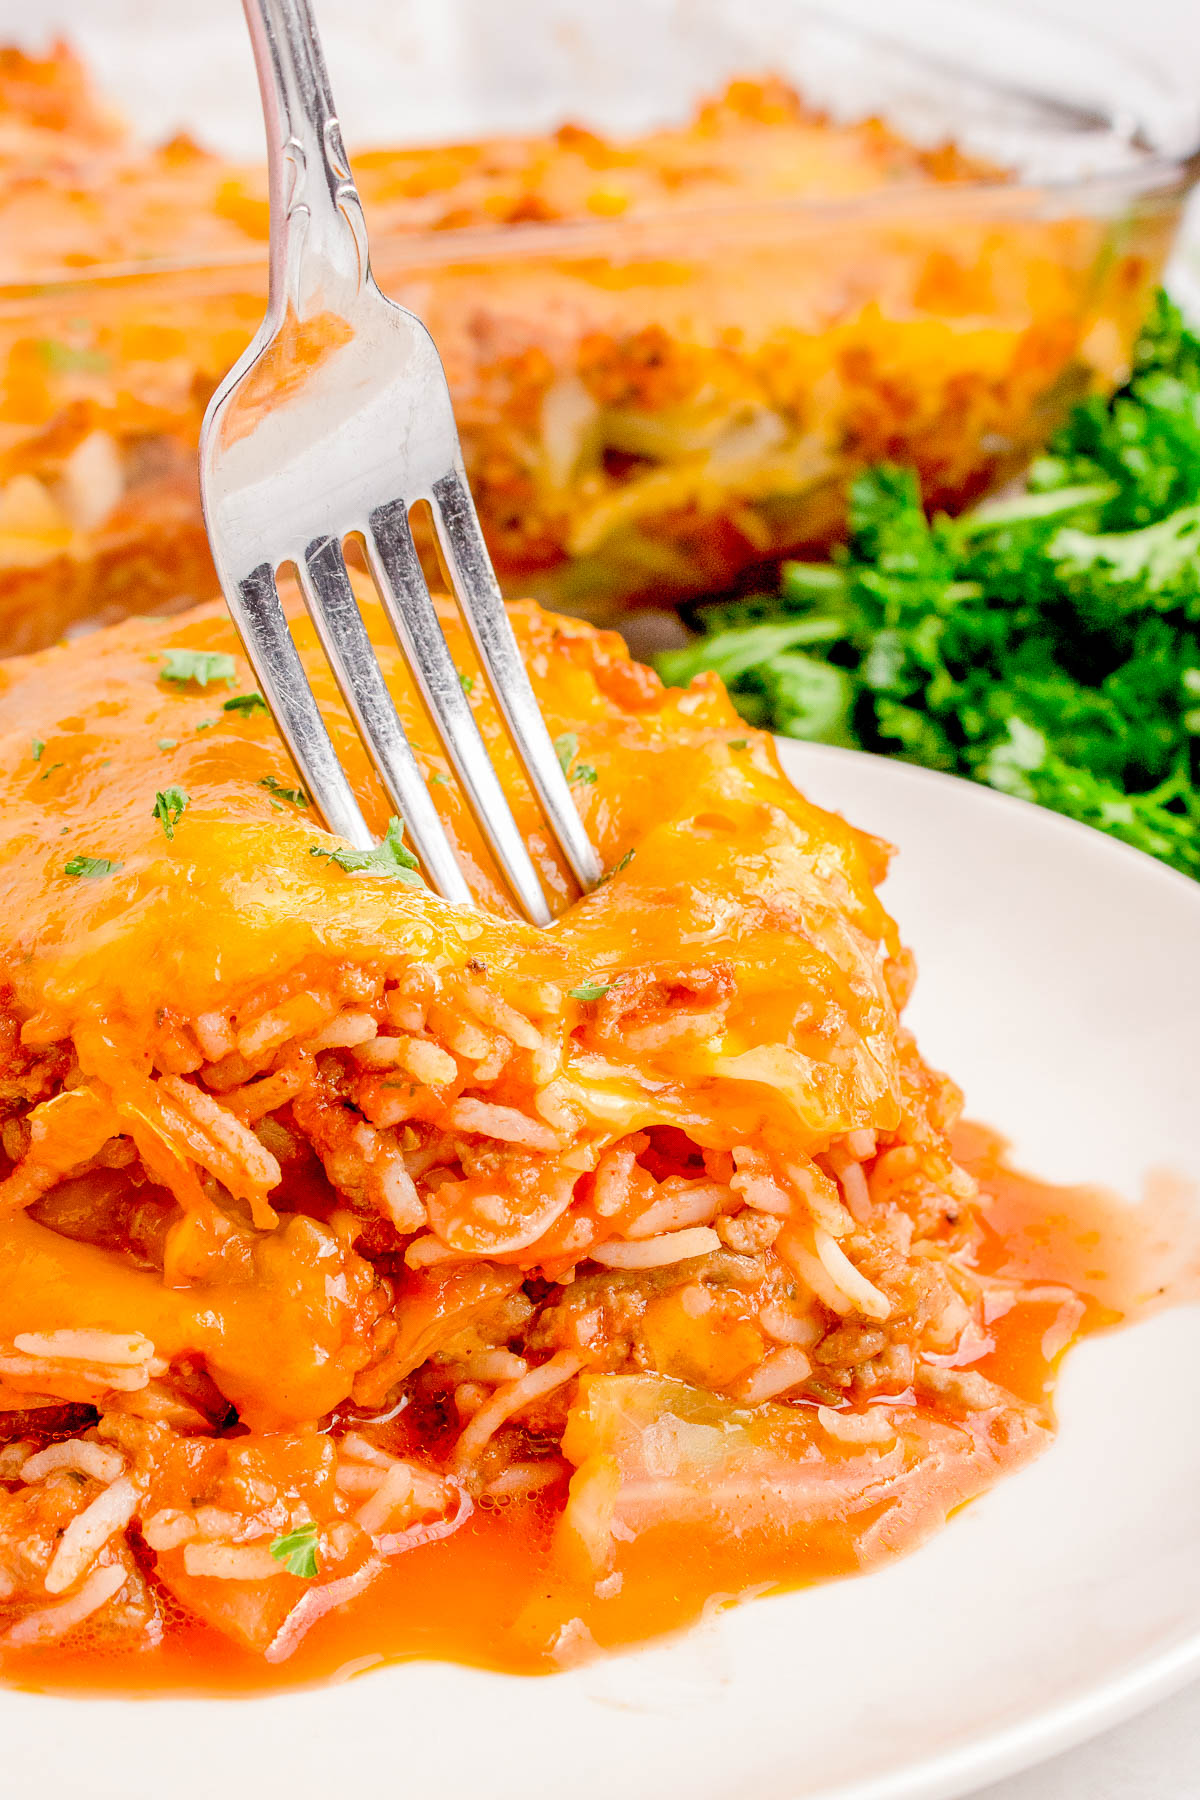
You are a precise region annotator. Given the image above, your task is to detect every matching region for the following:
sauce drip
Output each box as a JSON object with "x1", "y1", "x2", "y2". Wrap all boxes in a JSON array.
[{"x1": 6, "y1": 1124, "x2": 1188, "y2": 1700}]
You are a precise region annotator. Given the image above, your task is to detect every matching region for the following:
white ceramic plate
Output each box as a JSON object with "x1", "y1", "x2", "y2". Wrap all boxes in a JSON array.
[{"x1": 4, "y1": 745, "x2": 1199, "y2": 1800}]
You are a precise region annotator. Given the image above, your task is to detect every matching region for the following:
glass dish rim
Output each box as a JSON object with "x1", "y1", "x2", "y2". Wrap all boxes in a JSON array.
[{"x1": 3, "y1": 0, "x2": 1200, "y2": 297}]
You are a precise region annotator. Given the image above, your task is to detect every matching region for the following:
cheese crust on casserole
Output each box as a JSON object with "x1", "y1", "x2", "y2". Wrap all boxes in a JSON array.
[
  {"x1": 0, "y1": 44, "x2": 1167, "y2": 648},
  {"x1": 0, "y1": 585, "x2": 1067, "y2": 1668}
]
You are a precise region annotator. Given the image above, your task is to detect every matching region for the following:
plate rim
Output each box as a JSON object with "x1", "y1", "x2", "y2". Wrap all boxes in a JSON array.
[
  {"x1": 0, "y1": 742, "x2": 1196, "y2": 1800},
  {"x1": 774, "y1": 737, "x2": 1199, "y2": 908},
  {"x1": 771, "y1": 740, "x2": 1200, "y2": 1800}
]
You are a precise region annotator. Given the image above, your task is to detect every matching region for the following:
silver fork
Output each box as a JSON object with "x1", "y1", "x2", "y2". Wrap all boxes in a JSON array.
[{"x1": 198, "y1": 0, "x2": 602, "y2": 925}]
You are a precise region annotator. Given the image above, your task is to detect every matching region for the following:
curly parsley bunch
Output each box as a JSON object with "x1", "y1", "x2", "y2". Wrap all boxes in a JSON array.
[{"x1": 662, "y1": 292, "x2": 1200, "y2": 878}]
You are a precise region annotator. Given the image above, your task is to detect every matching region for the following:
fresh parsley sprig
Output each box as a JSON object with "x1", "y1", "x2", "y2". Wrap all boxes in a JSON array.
[
  {"x1": 568, "y1": 981, "x2": 611, "y2": 1001},
  {"x1": 151, "y1": 787, "x2": 188, "y2": 841},
  {"x1": 223, "y1": 691, "x2": 268, "y2": 716},
  {"x1": 260, "y1": 775, "x2": 309, "y2": 808},
  {"x1": 599, "y1": 847, "x2": 635, "y2": 883},
  {"x1": 554, "y1": 732, "x2": 598, "y2": 787},
  {"x1": 65, "y1": 854, "x2": 122, "y2": 879},
  {"x1": 160, "y1": 649, "x2": 237, "y2": 688},
  {"x1": 661, "y1": 290, "x2": 1200, "y2": 880},
  {"x1": 269, "y1": 1521, "x2": 320, "y2": 1579},
  {"x1": 308, "y1": 816, "x2": 422, "y2": 884}
]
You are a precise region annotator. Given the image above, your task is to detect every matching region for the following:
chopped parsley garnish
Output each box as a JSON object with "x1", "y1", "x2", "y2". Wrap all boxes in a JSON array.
[
  {"x1": 269, "y1": 1521, "x2": 320, "y2": 1579},
  {"x1": 660, "y1": 290, "x2": 1200, "y2": 881},
  {"x1": 160, "y1": 649, "x2": 237, "y2": 688},
  {"x1": 728, "y1": 738, "x2": 749, "y2": 750},
  {"x1": 30, "y1": 738, "x2": 44, "y2": 762},
  {"x1": 429, "y1": 771, "x2": 449, "y2": 787},
  {"x1": 308, "y1": 816, "x2": 422, "y2": 884},
  {"x1": 39, "y1": 762, "x2": 65, "y2": 781},
  {"x1": 260, "y1": 774, "x2": 308, "y2": 807},
  {"x1": 459, "y1": 672, "x2": 475, "y2": 696},
  {"x1": 554, "y1": 732, "x2": 598, "y2": 787},
  {"x1": 36, "y1": 339, "x2": 111, "y2": 375},
  {"x1": 64, "y1": 854, "x2": 122, "y2": 879},
  {"x1": 157, "y1": 739, "x2": 178, "y2": 752},
  {"x1": 568, "y1": 981, "x2": 611, "y2": 1001},
  {"x1": 223, "y1": 691, "x2": 268, "y2": 716},
  {"x1": 597, "y1": 847, "x2": 635, "y2": 884},
  {"x1": 151, "y1": 787, "x2": 189, "y2": 841}
]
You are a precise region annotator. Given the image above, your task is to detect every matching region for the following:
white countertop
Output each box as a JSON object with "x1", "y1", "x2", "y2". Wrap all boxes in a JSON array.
[{"x1": 978, "y1": 1679, "x2": 1200, "y2": 1800}]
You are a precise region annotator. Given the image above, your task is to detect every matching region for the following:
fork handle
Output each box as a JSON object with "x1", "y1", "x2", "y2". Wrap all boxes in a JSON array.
[{"x1": 242, "y1": 0, "x2": 370, "y2": 319}]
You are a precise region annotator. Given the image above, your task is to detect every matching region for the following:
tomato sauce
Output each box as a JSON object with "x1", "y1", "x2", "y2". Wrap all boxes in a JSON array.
[{"x1": 7, "y1": 1124, "x2": 1187, "y2": 1700}]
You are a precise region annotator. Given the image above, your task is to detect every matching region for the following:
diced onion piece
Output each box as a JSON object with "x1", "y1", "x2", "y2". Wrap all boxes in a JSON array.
[{"x1": 590, "y1": 1227, "x2": 720, "y2": 1270}]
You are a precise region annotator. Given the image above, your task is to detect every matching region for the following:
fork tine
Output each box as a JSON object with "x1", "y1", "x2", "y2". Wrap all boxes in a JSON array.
[
  {"x1": 298, "y1": 535, "x2": 475, "y2": 909},
  {"x1": 227, "y1": 561, "x2": 375, "y2": 851},
  {"x1": 364, "y1": 500, "x2": 553, "y2": 926},
  {"x1": 429, "y1": 469, "x2": 605, "y2": 892}
]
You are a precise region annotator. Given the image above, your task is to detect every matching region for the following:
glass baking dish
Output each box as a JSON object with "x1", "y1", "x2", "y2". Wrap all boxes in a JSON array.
[{"x1": 1, "y1": 0, "x2": 1197, "y2": 650}]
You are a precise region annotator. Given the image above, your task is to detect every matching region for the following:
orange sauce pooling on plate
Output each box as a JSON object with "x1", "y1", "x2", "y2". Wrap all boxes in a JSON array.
[{"x1": 5, "y1": 1123, "x2": 1175, "y2": 1700}]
